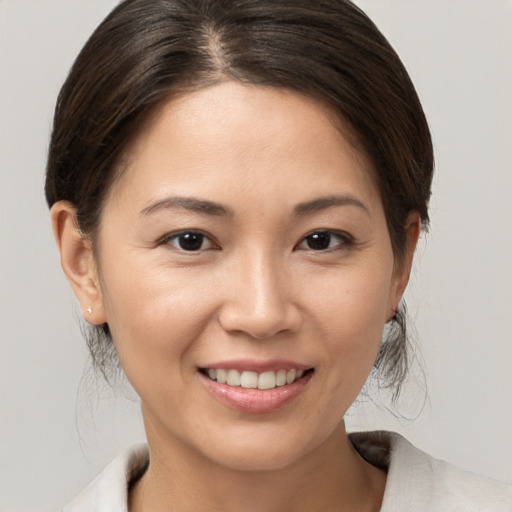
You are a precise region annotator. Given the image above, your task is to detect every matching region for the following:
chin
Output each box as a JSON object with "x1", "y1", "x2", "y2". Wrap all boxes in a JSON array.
[
  {"x1": 206, "y1": 442, "x2": 306, "y2": 472},
  {"x1": 195, "y1": 420, "x2": 338, "y2": 473}
]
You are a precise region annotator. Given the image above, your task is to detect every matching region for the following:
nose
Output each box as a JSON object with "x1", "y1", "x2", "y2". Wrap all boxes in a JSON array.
[{"x1": 217, "y1": 252, "x2": 302, "y2": 339}]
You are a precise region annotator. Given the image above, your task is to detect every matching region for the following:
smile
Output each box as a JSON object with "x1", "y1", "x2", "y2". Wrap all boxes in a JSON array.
[
  {"x1": 201, "y1": 368, "x2": 309, "y2": 390},
  {"x1": 199, "y1": 366, "x2": 314, "y2": 413}
]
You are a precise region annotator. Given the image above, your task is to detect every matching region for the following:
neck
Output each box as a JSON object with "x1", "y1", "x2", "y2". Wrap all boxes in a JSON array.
[{"x1": 129, "y1": 419, "x2": 385, "y2": 512}]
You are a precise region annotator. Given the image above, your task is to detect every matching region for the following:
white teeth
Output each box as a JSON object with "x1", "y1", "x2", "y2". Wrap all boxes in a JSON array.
[
  {"x1": 205, "y1": 368, "x2": 307, "y2": 389},
  {"x1": 258, "y1": 371, "x2": 276, "y2": 390},
  {"x1": 216, "y1": 369, "x2": 227, "y2": 384},
  {"x1": 240, "y1": 371, "x2": 258, "y2": 389},
  {"x1": 276, "y1": 369, "x2": 287, "y2": 387},
  {"x1": 286, "y1": 369, "x2": 297, "y2": 385},
  {"x1": 227, "y1": 369, "x2": 241, "y2": 386}
]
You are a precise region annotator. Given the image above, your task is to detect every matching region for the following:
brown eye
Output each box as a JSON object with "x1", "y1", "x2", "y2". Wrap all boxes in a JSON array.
[
  {"x1": 305, "y1": 232, "x2": 332, "y2": 250},
  {"x1": 297, "y1": 230, "x2": 352, "y2": 251},
  {"x1": 166, "y1": 231, "x2": 214, "y2": 251}
]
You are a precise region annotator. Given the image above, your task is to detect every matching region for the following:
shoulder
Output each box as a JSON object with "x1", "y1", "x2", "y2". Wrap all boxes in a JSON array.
[
  {"x1": 349, "y1": 431, "x2": 512, "y2": 512},
  {"x1": 62, "y1": 444, "x2": 149, "y2": 512}
]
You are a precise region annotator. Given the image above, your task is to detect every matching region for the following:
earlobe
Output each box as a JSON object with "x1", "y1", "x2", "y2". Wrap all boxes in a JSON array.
[
  {"x1": 389, "y1": 211, "x2": 421, "y2": 317},
  {"x1": 50, "y1": 201, "x2": 107, "y2": 325}
]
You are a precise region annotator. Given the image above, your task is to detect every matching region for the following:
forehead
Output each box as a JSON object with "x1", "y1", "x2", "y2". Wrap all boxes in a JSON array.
[{"x1": 107, "y1": 81, "x2": 381, "y2": 214}]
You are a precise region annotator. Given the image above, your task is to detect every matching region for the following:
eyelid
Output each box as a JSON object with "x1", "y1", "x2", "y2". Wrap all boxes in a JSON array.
[
  {"x1": 295, "y1": 229, "x2": 355, "y2": 251},
  {"x1": 158, "y1": 229, "x2": 219, "y2": 251}
]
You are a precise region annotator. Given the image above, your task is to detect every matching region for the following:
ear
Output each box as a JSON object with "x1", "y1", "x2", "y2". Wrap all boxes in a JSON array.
[
  {"x1": 50, "y1": 201, "x2": 107, "y2": 325},
  {"x1": 388, "y1": 211, "x2": 421, "y2": 319}
]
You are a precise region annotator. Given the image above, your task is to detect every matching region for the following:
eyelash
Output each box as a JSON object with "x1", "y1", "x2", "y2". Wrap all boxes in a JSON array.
[
  {"x1": 159, "y1": 230, "x2": 219, "y2": 252},
  {"x1": 295, "y1": 230, "x2": 354, "y2": 252},
  {"x1": 159, "y1": 229, "x2": 354, "y2": 253}
]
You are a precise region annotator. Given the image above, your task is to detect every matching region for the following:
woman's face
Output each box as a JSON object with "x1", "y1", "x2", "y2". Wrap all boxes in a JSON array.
[{"x1": 89, "y1": 82, "x2": 413, "y2": 470}]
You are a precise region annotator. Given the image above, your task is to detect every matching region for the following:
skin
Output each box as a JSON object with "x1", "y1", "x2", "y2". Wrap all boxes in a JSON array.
[{"x1": 52, "y1": 82, "x2": 420, "y2": 512}]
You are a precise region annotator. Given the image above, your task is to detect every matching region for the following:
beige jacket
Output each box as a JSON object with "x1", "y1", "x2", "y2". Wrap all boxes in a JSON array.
[{"x1": 63, "y1": 431, "x2": 512, "y2": 511}]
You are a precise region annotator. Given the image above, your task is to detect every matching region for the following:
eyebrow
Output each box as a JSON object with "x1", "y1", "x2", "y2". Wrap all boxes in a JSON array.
[
  {"x1": 140, "y1": 197, "x2": 232, "y2": 217},
  {"x1": 140, "y1": 194, "x2": 369, "y2": 218},
  {"x1": 294, "y1": 194, "x2": 370, "y2": 216}
]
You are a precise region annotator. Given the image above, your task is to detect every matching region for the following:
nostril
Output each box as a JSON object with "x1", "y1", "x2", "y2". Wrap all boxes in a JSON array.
[
  {"x1": 216, "y1": 263, "x2": 303, "y2": 338},
  {"x1": 217, "y1": 303, "x2": 301, "y2": 339},
  {"x1": 217, "y1": 314, "x2": 296, "y2": 340}
]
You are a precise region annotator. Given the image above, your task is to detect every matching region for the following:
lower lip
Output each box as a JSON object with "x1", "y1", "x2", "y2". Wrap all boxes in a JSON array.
[{"x1": 199, "y1": 371, "x2": 313, "y2": 413}]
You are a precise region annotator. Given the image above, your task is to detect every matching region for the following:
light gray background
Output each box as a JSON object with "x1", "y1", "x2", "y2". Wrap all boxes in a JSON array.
[{"x1": 1, "y1": 1, "x2": 511, "y2": 511}]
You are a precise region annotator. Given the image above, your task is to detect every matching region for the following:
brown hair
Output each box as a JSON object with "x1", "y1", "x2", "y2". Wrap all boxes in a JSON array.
[{"x1": 45, "y1": 0, "x2": 434, "y2": 397}]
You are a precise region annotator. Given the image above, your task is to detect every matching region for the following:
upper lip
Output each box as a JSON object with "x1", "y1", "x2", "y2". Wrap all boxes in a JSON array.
[{"x1": 199, "y1": 359, "x2": 312, "y2": 373}]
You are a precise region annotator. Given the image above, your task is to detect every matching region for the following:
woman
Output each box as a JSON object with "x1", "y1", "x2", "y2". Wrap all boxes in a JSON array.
[{"x1": 45, "y1": 0, "x2": 511, "y2": 510}]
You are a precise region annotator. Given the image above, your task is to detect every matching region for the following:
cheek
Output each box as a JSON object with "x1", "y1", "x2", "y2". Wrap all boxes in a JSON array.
[
  {"x1": 308, "y1": 260, "x2": 393, "y2": 381},
  {"x1": 314, "y1": 263, "x2": 392, "y2": 336},
  {"x1": 97, "y1": 256, "x2": 217, "y2": 375}
]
